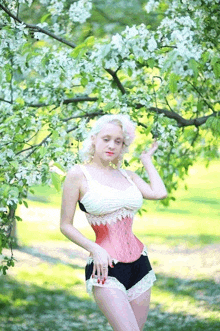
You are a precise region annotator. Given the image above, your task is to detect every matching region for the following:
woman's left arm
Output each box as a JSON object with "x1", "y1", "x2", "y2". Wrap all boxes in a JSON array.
[{"x1": 129, "y1": 140, "x2": 168, "y2": 200}]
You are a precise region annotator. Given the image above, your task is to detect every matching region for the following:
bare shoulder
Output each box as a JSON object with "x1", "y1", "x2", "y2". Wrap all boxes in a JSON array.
[{"x1": 65, "y1": 164, "x2": 84, "y2": 183}]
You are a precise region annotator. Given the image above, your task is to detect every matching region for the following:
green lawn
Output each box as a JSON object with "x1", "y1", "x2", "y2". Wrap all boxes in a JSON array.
[{"x1": 1, "y1": 159, "x2": 220, "y2": 331}]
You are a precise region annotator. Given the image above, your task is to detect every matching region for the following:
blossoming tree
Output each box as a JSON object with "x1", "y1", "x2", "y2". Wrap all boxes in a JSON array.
[{"x1": 0, "y1": 0, "x2": 219, "y2": 274}]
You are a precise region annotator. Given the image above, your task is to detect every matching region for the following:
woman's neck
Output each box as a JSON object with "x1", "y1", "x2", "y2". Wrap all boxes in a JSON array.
[{"x1": 88, "y1": 161, "x2": 117, "y2": 171}]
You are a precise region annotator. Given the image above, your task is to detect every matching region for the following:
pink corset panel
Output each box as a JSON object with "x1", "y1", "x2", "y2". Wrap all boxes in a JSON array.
[{"x1": 90, "y1": 214, "x2": 144, "y2": 263}]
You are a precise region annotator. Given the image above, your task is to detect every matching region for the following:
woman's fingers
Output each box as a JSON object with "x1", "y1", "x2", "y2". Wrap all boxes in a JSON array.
[
  {"x1": 96, "y1": 264, "x2": 101, "y2": 283},
  {"x1": 101, "y1": 265, "x2": 108, "y2": 284},
  {"x1": 91, "y1": 254, "x2": 114, "y2": 285},
  {"x1": 92, "y1": 263, "x2": 96, "y2": 279},
  {"x1": 108, "y1": 257, "x2": 114, "y2": 268}
]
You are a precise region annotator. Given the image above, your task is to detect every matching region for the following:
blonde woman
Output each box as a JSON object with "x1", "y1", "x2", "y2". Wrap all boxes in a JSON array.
[{"x1": 60, "y1": 114, "x2": 167, "y2": 331}]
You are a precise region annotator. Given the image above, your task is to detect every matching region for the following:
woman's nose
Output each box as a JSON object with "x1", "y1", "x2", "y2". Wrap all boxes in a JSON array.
[{"x1": 108, "y1": 140, "x2": 115, "y2": 148}]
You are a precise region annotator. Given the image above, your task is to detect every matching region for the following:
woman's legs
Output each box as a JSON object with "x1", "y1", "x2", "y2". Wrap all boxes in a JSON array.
[
  {"x1": 92, "y1": 286, "x2": 140, "y2": 331},
  {"x1": 129, "y1": 288, "x2": 151, "y2": 331}
]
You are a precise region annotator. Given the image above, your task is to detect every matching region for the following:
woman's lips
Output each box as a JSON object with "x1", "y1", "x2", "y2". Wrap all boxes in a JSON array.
[{"x1": 106, "y1": 152, "x2": 114, "y2": 155}]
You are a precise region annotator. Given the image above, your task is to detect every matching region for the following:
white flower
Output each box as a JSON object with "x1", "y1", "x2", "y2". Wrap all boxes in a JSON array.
[
  {"x1": 145, "y1": 0, "x2": 160, "y2": 13},
  {"x1": 148, "y1": 36, "x2": 157, "y2": 52},
  {"x1": 69, "y1": 0, "x2": 92, "y2": 23}
]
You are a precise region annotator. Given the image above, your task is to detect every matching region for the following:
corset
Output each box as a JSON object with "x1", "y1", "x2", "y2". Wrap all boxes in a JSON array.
[{"x1": 78, "y1": 165, "x2": 144, "y2": 262}]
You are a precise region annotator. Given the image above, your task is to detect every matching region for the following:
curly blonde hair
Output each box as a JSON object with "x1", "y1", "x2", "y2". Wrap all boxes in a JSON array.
[{"x1": 79, "y1": 114, "x2": 137, "y2": 169}]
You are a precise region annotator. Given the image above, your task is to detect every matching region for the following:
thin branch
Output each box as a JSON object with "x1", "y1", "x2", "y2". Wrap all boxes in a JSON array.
[
  {"x1": 0, "y1": 4, "x2": 76, "y2": 49},
  {"x1": 136, "y1": 121, "x2": 148, "y2": 129},
  {"x1": 62, "y1": 110, "x2": 104, "y2": 122},
  {"x1": 165, "y1": 97, "x2": 174, "y2": 112},
  {"x1": 28, "y1": 96, "x2": 98, "y2": 108},
  {"x1": 191, "y1": 127, "x2": 200, "y2": 146},
  {"x1": 9, "y1": 52, "x2": 14, "y2": 104},
  {"x1": 0, "y1": 98, "x2": 12, "y2": 104},
  {"x1": 16, "y1": 132, "x2": 52, "y2": 156},
  {"x1": 187, "y1": 80, "x2": 215, "y2": 113},
  {"x1": 66, "y1": 125, "x2": 78, "y2": 134},
  {"x1": 105, "y1": 69, "x2": 126, "y2": 94}
]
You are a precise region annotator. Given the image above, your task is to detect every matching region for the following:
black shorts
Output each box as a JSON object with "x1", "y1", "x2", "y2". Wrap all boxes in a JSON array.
[{"x1": 85, "y1": 245, "x2": 156, "y2": 302}]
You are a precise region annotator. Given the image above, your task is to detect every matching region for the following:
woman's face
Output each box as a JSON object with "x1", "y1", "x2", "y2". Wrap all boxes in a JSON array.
[{"x1": 92, "y1": 123, "x2": 124, "y2": 164}]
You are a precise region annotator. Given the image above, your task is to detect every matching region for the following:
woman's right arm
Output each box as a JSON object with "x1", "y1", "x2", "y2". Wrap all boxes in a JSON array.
[
  {"x1": 60, "y1": 165, "x2": 98, "y2": 253},
  {"x1": 60, "y1": 165, "x2": 113, "y2": 284}
]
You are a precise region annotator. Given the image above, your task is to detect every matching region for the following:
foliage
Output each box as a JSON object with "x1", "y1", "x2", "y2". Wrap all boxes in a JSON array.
[{"x1": 0, "y1": 0, "x2": 220, "y2": 273}]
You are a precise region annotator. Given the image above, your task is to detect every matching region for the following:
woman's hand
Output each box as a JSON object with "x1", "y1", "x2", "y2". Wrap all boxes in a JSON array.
[
  {"x1": 140, "y1": 139, "x2": 159, "y2": 163},
  {"x1": 91, "y1": 245, "x2": 114, "y2": 284}
]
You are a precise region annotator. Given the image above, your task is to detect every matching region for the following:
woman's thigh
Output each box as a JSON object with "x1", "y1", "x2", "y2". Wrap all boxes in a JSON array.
[
  {"x1": 92, "y1": 286, "x2": 140, "y2": 331},
  {"x1": 129, "y1": 288, "x2": 151, "y2": 331}
]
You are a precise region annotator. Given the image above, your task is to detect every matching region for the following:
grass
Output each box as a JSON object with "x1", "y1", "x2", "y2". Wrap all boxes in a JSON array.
[{"x1": 1, "y1": 158, "x2": 220, "y2": 330}]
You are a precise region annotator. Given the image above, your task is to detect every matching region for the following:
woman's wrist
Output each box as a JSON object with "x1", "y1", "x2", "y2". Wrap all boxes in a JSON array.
[
  {"x1": 141, "y1": 156, "x2": 153, "y2": 166},
  {"x1": 89, "y1": 242, "x2": 100, "y2": 255}
]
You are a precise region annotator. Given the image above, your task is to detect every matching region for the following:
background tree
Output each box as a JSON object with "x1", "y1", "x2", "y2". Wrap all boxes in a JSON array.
[{"x1": 0, "y1": 0, "x2": 219, "y2": 274}]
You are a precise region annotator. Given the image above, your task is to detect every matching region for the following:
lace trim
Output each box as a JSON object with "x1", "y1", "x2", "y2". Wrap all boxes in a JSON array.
[
  {"x1": 85, "y1": 207, "x2": 135, "y2": 226},
  {"x1": 85, "y1": 270, "x2": 156, "y2": 302},
  {"x1": 86, "y1": 276, "x2": 127, "y2": 296},
  {"x1": 127, "y1": 269, "x2": 156, "y2": 302},
  {"x1": 86, "y1": 245, "x2": 148, "y2": 265}
]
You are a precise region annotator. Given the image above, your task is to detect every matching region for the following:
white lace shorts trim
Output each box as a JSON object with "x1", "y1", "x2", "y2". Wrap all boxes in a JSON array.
[{"x1": 86, "y1": 269, "x2": 156, "y2": 302}]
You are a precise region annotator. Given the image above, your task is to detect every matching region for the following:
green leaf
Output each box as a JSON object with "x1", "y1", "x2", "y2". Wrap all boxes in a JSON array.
[
  {"x1": 169, "y1": 73, "x2": 178, "y2": 93},
  {"x1": 6, "y1": 71, "x2": 11, "y2": 82},
  {"x1": 213, "y1": 63, "x2": 220, "y2": 78},
  {"x1": 145, "y1": 125, "x2": 153, "y2": 136},
  {"x1": 202, "y1": 51, "x2": 209, "y2": 63},
  {"x1": 23, "y1": 200, "x2": 28, "y2": 208},
  {"x1": 189, "y1": 58, "x2": 198, "y2": 78},
  {"x1": 15, "y1": 216, "x2": 22, "y2": 221},
  {"x1": 211, "y1": 56, "x2": 218, "y2": 66},
  {"x1": 81, "y1": 77, "x2": 88, "y2": 86},
  {"x1": 53, "y1": 162, "x2": 66, "y2": 173},
  {"x1": 70, "y1": 44, "x2": 87, "y2": 59},
  {"x1": 15, "y1": 97, "x2": 24, "y2": 106},
  {"x1": 40, "y1": 146, "x2": 47, "y2": 157},
  {"x1": 128, "y1": 68, "x2": 132, "y2": 77},
  {"x1": 197, "y1": 101, "x2": 203, "y2": 112},
  {"x1": 103, "y1": 102, "x2": 115, "y2": 111},
  {"x1": 4, "y1": 115, "x2": 16, "y2": 124},
  {"x1": 41, "y1": 13, "x2": 51, "y2": 23},
  {"x1": 147, "y1": 58, "x2": 155, "y2": 68},
  {"x1": 51, "y1": 172, "x2": 61, "y2": 191},
  {"x1": 85, "y1": 36, "x2": 95, "y2": 47},
  {"x1": 52, "y1": 131, "x2": 59, "y2": 140}
]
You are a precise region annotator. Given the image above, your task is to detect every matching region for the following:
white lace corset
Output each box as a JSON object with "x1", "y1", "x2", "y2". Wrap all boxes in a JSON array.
[{"x1": 79, "y1": 164, "x2": 143, "y2": 218}]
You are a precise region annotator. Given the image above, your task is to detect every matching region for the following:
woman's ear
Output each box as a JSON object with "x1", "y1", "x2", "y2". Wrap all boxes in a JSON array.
[{"x1": 91, "y1": 135, "x2": 95, "y2": 145}]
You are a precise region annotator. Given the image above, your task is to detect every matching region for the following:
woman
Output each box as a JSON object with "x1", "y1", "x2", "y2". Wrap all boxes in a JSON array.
[{"x1": 60, "y1": 114, "x2": 167, "y2": 331}]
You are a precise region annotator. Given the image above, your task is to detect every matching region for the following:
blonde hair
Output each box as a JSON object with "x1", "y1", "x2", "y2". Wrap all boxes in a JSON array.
[{"x1": 79, "y1": 114, "x2": 136, "y2": 169}]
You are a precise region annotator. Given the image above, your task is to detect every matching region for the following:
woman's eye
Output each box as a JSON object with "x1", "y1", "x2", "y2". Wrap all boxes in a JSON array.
[{"x1": 104, "y1": 139, "x2": 109, "y2": 142}]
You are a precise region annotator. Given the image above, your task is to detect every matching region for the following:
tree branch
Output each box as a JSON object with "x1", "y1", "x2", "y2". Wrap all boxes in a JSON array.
[
  {"x1": 0, "y1": 98, "x2": 12, "y2": 104},
  {"x1": 105, "y1": 69, "x2": 126, "y2": 95},
  {"x1": 135, "y1": 103, "x2": 220, "y2": 128},
  {"x1": 16, "y1": 132, "x2": 52, "y2": 156},
  {"x1": 27, "y1": 96, "x2": 98, "y2": 108},
  {"x1": 0, "y1": 4, "x2": 76, "y2": 49},
  {"x1": 62, "y1": 110, "x2": 104, "y2": 122}
]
